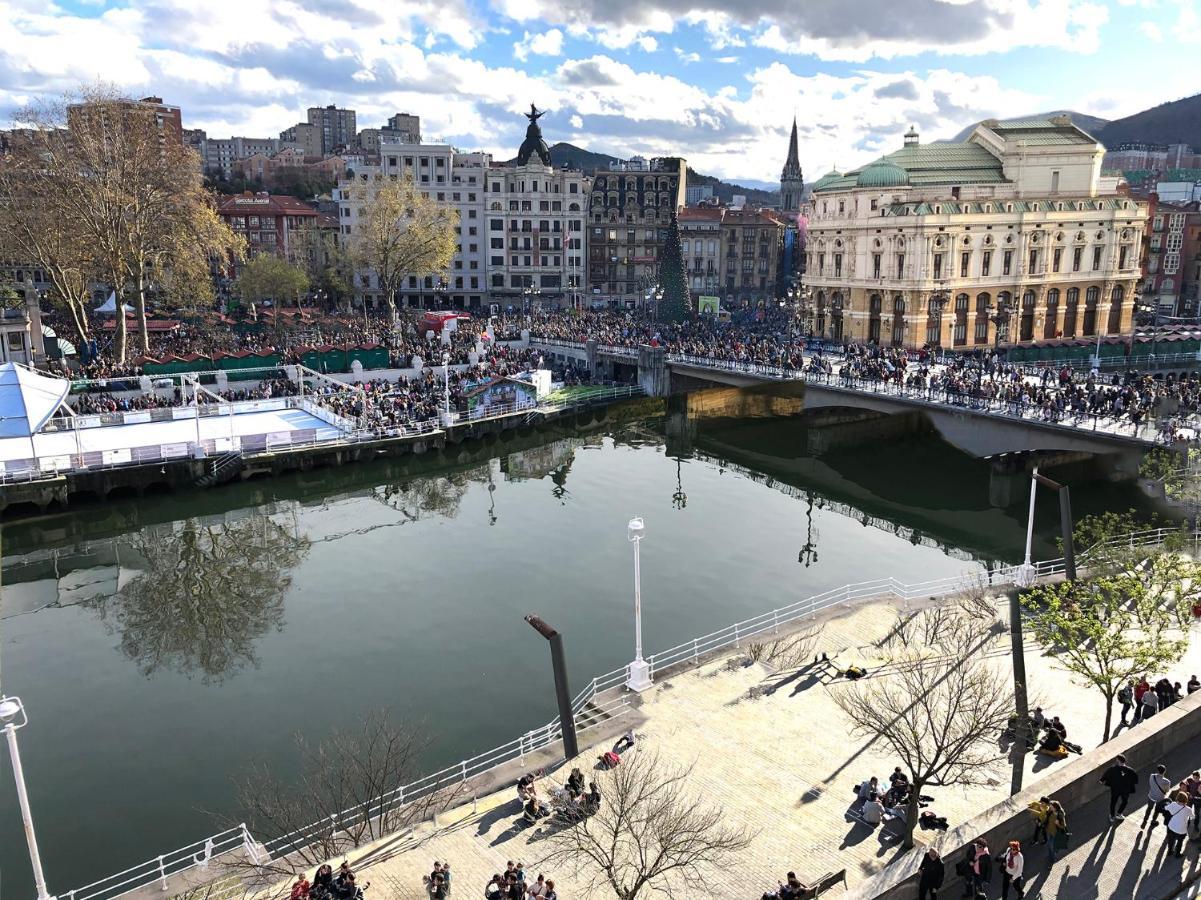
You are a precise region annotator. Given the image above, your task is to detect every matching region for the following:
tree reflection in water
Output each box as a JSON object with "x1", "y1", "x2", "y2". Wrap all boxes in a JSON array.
[{"x1": 89, "y1": 513, "x2": 311, "y2": 683}]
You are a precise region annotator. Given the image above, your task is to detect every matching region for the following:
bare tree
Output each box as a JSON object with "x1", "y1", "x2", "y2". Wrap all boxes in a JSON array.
[
  {"x1": 344, "y1": 175, "x2": 458, "y2": 321},
  {"x1": 536, "y1": 748, "x2": 753, "y2": 900},
  {"x1": 87, "y1": 513, "x2": 309, "y2": 683},
  {"x1": 0, "y1": 157, "x2": 96, "y2": 343},
  {"x1": 834, "y1": 610, "x2": 1015, "y2": 848},
  {"x1": 12, "y1": 85, "x2": 243, "y2": 359},
  {"x1": 219, "y1": 710, "x2": 462, "y2": 888}
]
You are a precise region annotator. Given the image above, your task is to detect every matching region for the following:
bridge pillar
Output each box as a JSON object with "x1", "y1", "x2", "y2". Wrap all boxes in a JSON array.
[
  {"x1": 638, "y1": 345, "x2": 670, "y2": 397},
  {"x1": 664, "y1": 395, "x2": 696, "y2": 458},
  {"x1": 988, "y1": 456, "x2": 1026, "y2": 509},
  {"x1": 586, "y1": 339, "x2": 599, "y2": 378}
]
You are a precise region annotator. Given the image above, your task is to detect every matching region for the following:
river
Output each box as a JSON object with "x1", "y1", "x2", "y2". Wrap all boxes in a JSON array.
[{"x1": 0, "y1": 409, "x2": 1163, "y2": 895}]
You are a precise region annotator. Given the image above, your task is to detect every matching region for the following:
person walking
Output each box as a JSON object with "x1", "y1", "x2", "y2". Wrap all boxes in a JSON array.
[
  {"x1": 1101, "y1": 754, "x2": 1139, "y2": 822},
  {"x1": 1141, "y1": 685, "x2": 1160, "y2": 722},
  {"x1": 1000, "y1": 841, "x2": 1025, "y2": 899},
  {"x1": 1117, "y1": 680, "x2": 1134, "y2": 726},
  {"x1": 1046, "y1": 801, "x2": 1069, "y2": 863},
  {"x1": 917, "y1": 847, "x2": 944, "y2": 900},
  {"x1": 1185, "y1": 771, "x2": 1201, "y2": 837},
  {"x1": 968, "y1": 838, "x2": 991, "y2": 896},
  {"x1": 1165, "y1": 791, "x2": 1194, "y2": 858},
  {"x1": 1142, "y1": 765, "x2": 1172, "y2": 831}
]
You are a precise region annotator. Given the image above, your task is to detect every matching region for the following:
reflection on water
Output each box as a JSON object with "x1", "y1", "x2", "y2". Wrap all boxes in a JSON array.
[
  {"x1": 85, "y1": 515, "x2": 310, "y2": 682},
  {"x1": 0, "y1": 413, "x2": 1172, "y2": 896}
]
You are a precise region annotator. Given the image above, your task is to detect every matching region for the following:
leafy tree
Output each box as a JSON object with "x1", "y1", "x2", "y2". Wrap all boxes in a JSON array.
[
  {"x1": 287, "y1": 221, "x2": 349, "y2": 307},
  {"x1": 834, "y1": 608, "x2": 1014, "y2": 848},
  {"x1": 345, "y1": 175, "x2": 458, "y2": 321},
  {"x1": 235, "y1": 254, "x2": 310, "y2": 325},
  {"x1": 1070, "y1": 509, "x2": 1188, "y2": 579},
  {"x1": 656, "y1": 212, "x2": 690, "y2": 323},
  {"x1": 1022, "y1": 556, "x2": 1201, "y2": 741}
]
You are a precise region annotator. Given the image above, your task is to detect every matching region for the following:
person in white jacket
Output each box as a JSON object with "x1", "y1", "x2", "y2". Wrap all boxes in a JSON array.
[
  {"x1": 1001, "y1": 840, "x2": 1025, "y2": 900},
  {"x1": 1165, "y1": 791, "x2": 1195, "y2": 858}
]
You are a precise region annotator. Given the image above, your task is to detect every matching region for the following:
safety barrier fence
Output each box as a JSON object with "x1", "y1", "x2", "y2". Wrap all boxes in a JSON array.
[
  {"x1": 61, "y1": 526, "x2": 1197, "y2": 900},
  {"x1": 657, "y1": 351, "x2": 1184, "y2": 444}
]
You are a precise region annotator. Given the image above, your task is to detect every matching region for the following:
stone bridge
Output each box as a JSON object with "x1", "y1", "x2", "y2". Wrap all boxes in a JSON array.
[{"x1": 531, "y1": 338, "x2": 1156, "y2": 477}]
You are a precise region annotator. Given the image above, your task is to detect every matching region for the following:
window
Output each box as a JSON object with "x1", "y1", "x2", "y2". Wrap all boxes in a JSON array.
[
  {"x1": 1029, "y1": 248, "x2": 1038, "y2": 273},
  {"x1": 974, "y1": 320, "x2": 989, "y2": 343},
  {"x1": 954, "y1": 293, "x2": 969, "y2": 312},
  {"x1": 1053, "y1": 248, "x2": 1062, "y2": 273},
  {"x1": 834, "y1": 253, "x2": 843, "y2": 277},
  {"x1": 1050, "y1": 170, "x2": 1060, "y2": 193},
  {"x1": 933, "y1": 253, "x2": 943, "y2": 280},
  {"x1": 960, "y1": 251, "x2": 970, "y2": 278},
  {"x1": 1092, "y1": 246, "x2": 1102, "y2": 271},
  {"x1": 1003, "y1": 250, "x2": 1012, "y2": 276},
  {"x1": 981, "y1": 251, "x2": 991, "y2": 277},
  {"x1": 896, "y1": 254, "x2": 904, "y2": 278},
  {"x1": 1072, "y1": 247, "x2": 1082, "y2": 272}
]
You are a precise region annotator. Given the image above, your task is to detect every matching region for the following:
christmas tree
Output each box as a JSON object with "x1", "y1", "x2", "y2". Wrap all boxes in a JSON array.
[{"x1": 656, "y1": 212, "x2": 691, "y2": 323}]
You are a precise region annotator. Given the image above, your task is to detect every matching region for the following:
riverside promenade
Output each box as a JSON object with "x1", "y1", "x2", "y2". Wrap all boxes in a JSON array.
[{"x1": 245, "y1": 588, "x2": 1201, "y2": 900}]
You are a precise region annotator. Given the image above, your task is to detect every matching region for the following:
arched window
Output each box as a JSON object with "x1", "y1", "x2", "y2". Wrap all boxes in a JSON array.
[
  {"x1": 1064, "y1": 287, "x2": 1080, "y2": 337},
  {"x1": 1108, "y1": 285, "x2": 1125, "y2": 334},
  {"x1": 1083, "y1": 286, "x2": 1100, "y2": 336},
  {"x1": 954, "y1": 292, "x2": 969, "y2": 312}
]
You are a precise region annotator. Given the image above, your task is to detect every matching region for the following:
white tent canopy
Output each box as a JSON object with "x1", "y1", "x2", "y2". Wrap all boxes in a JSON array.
[
  {"x1": 95, "y1": 291, "x2": 133, "y2": 314},
  {"x1": 0, "y1": 363, "x2": 70, "y2": 438}
]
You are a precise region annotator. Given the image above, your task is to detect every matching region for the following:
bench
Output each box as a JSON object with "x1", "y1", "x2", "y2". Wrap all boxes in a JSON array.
[{"x1": 798, "y1": 869, "x2": 847, "y2": 898}]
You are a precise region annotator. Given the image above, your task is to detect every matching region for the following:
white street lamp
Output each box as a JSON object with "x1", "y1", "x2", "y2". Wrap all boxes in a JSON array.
[
  {"x1": 626, "y1": 517, "x2": 653, "y2": 692},
  {"x1": 442, "y1": 351, "x2": 452, "y2": 427},
  {"x1": 1, "y1": 696, "x2": 55, "y2": 900},
  {"x1": 1015, "y1": 465, "x2": 1039, "y2": 588}
]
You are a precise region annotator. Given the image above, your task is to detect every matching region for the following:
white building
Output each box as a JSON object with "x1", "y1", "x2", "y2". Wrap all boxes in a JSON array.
[
  {"x1": 804, "y1": 118, "x2": 1148, "y2": 349},
  {"x1": 335, "y1": 142, "x2": 490, "y2": 309},
  {"x1": 483, "y1": 163, "x2": 590, "y2": 309}
]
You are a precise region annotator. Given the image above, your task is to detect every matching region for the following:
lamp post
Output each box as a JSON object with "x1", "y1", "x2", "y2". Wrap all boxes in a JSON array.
[
  {"x1": 1, "y1": 696, "x2": 55, "y2": 900},
  {"x1": 442, "y1": 350, "x2": 451, "y2": 426},
  {"x1": 626, "y1": 517, "x2": 653, "y2": 691}
]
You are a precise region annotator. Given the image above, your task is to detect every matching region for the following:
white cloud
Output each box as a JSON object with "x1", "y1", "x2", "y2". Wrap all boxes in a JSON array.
[
  {"x1": 714, "y1": 55, "x2": 739, "y2": 63},
  {"x1": 1139, "y1": 20, "x2": 1164, "y2": 40},
  {"x1": 674, "y1": 46, "x2": 702, "y2": 63},
  {"x1": 514, "y1": 27, "x2": 565, "y2": 61}
]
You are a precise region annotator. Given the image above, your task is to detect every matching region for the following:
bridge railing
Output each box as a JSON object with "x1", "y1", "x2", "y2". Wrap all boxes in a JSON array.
[
  {"x1": 60, "y1": 526, "x2": 1198, "y2": 900},
  {"x1": 665, "y1": 352, "x2": 1183, "y2": 444}
]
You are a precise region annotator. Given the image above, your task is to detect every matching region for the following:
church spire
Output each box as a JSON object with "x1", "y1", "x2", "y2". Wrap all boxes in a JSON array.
[
  {"x1": 784, "y1": 116, "x2": 800, "y2": 172},
  {"x1": 780, "y1": 116, "x2": 803, "y2": 212}
]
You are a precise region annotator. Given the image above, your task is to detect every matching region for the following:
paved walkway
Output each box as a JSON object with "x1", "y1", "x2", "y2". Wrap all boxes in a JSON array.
[
  {"x1": 263, "y1": 591, "x2": 1201, "y2": 900},
  {"x1": 1013, "y1": 735, "x2": 1201, "y2": 900}
]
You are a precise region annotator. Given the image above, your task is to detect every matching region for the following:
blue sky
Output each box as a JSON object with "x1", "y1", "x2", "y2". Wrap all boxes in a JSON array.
[{"x1": 1, "y1": 0, "x2": 1196, "y2": 187}]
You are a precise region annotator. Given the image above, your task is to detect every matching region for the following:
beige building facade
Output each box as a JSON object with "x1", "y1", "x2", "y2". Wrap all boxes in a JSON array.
[{"x1": 804, "y1": 118, "x2": 1148, "y2": 350}]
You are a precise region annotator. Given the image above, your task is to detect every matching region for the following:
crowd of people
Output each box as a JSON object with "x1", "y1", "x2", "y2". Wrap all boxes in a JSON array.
[
  {"x1": 527, "y1": 309, "x2": 1201, "y2": 439},
  {"x1": 67, "y1": 377, "x2": 299, "y2": 416},
  {"x1": 290, "y1": 861, "x2": 368, "y2": 900}
]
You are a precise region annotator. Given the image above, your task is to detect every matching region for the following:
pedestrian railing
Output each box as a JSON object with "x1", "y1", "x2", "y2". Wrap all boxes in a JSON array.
[
  {"x1": 61, "y1": 824, "x2": 257, "y2": 900},
  {"x1": 64, "y1": 525, "x2": 1199, "y2": 900}
]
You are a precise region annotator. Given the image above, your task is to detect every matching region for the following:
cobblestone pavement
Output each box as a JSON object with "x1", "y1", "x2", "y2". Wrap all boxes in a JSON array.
[{"x1": 285, "y1": 593, "x2": 1201, "y2": 900}]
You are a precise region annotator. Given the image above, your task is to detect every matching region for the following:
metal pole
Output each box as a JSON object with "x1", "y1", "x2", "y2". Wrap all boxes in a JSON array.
[
  {"x1": 626, "y1": 517, "x2": 652, "y2": 691},
  {"x1": 524, "y1": 616, "x2": 578, "y2": 760},
  {"x1": 3, "y1": 718, "x2": 54, "y2": 900},
  {"x1": 1009, "y1": 590, "x2": 1030, "y2": 797},
  {"x1": 633, "y1": 532, "x2": 643, "y2": 662},
  {"x1": 1060, "y1": 487, "x2": 1076, "y2": 580},
  {"x1": 1021, "y1": 466, "x2": 1039, "y2": 576}
]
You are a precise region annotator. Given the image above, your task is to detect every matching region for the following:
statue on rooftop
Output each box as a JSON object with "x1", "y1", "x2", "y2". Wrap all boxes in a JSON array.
[{"x1": 517, "y1": 103, "x2": 552, "y2": 167}]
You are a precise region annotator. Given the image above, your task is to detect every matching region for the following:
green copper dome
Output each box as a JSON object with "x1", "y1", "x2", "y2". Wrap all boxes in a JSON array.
[
  {"x1": 856, "y1": 160, "x2": 909, "y2": 188},
  {"x1": 810, "y1": 170, "x2": 842, "y2": 192}
]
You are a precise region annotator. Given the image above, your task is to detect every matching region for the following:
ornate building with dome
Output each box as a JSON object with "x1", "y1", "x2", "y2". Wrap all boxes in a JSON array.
[{"x1": 801, "y1": 119, "x2": 1148, "y2": 349}]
